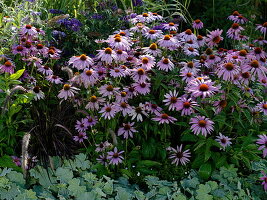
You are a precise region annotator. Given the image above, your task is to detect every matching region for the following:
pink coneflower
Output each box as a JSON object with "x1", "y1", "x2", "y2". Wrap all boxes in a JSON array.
[
  {"x1": 35, "y1": 43, "x2": 49, "y2": 55},
  {"x1": 12, "y1": 45, "x2": 27, "y2": 56},
  {"x1": 0, "y1": 60, "x2": 15, "y2": 74},
  {"x1": 142, "y1": 43, "x2": 162, "y2": 57},
  {"x1": 20, "y1": 24, "x2": 37, "y2": 36},
  {"x1": 233, "y1": 15, "x2": 248, "y2": 24},
  {"x1": 158, "y1": 35, "x2": 178, "y2": 49},
  {"x1": 187, "y1": 79, "x2": 219, "y2": 98},
  {"x1": 256, "y1": 102, "x2": 267, "y2": 115},
  {"x1": 157, "y1": 57, "x2": 174, "y2": 72},
  {"x1": 131, "y1": 67, "x2": 150, "y2": 83},
  {"x1": 196, "y1": 35, "x2": 206, "y2": 47},
  {"x1": 176, "y1": 97, "x2": 198, "y2": 116},
  {"x1": 46, "y1": 75, "x2": 63, "y2": 84},
  {"x1": 96, "y1": 154, "x2": 109, "y2": 166},
  {"x1": 138, "y1": 55, "x2": 155, "y2": 70},
  {"x1": 243, "y1": 60, "x2": 267, "y2": 79},
  {"x1": 206, "y1": 29, "x2": 223, "y2": 47},
  {"x1": 215, "y1": 133, "x2": 232, "y2": 150},
  {"x1": 260, "y1": 171, "x2": 267, "y2": 191},
  {"x1": 192, "y1": 19, "x2": 203, "y2": 29},
  {"x1": 73, "y1": 132, "x2": 88, "y2": 143},
  {"x1": 163, "y1": 22, "x2": 179, "y2": 31},
  {"x1": 47, "y1": 46, "x2": 61, "y2": 59},
  {"x1": 183, "y1": 39, "x2": 199, "y2": 48},
  {"x1": 115, "y1": 102, "x2": 133, "y2": 116},
  {"x1": 190, "y1": 116, "x2": 214, "y2": 137},
  {"x1": 180, "y1": 71, "x2": 196, "y2": 83},
  {"x1": 213, "y1": 99, "x2": 228, "y2": 114},
  {"x1": 75, "y1": 118, "x2": 89, "y2": 132},
  {"x1": 206, "y1": 54, "x2": 221, "y2": 66},
  {"x1": 11, "y1": 156, "x2": 21, "y2": 166},
  {"x1": 99, "y1": 84, "x2": 119, "y2": 99},
  {"x1": 144, "y1": 29, "x2": 163, "y2": 40},
  {"x1": 57, "y1": 84, "x2": 79, "y2": 100},
  {"x1": 163, "y1": 90, "x2": 179, "y2": 111},
  {"x1": 118, "y1": 122, "x2": 137, "y2": 139},
  {"x1": 217, "y1": 62, "x2": 240, "y2": 81},
  {"x1": 226, "y1": 23, "x2": 244, "y2": 39},
  {"x1": 115, "y1": 50, "x2": 128, "y2": 62},
  {"x1": 256, "y1": 22, "x2": 267, "y2": 34},
  {"x1": 152, "y1": 113, "x2": 177, "y2": 124},
  {"x1": 135, "y1": 13, "x2": 154, "y2": 23},
  {"x1": 168, "y1": 145, "x2": 191, "y2": 166},
  {"x1": 96, "y1": 48, "x2": 117, "y2": 64},
  {"x1": 110, "y1": 67, "x2": 127, "y2": 78},
  {"x1": 184, "y1": 47, "x2": 199, "y2": 56},
  {"x1": 133, "y1": 82, "x2": 151, "y2": 95},
  {"x1": 81, "y1": 68, "x2": 98, "y2": 88},
  {"x1": 115, "y1": 91, "x2": 129, "y2": 103},
  {"x1": 130, "y1": 22, "x2": 150, "y2": 34},
  {"x1": 151, "y1": 12, "x2": 163, "y2": 21},
  {"x1": 253, "y1": 37, "x2": 267, "y2": 45},
  {"x1": 31, "y1": 86, "x2": 45, "y2": 101},
  {"x1": 239, "y1": 71, "x2": 252, "y2": 85},
  {"x1": 145, "y1": 102, "x2": 162, "y2": 115},
  {"x1": 251, "y1": 47, "x2": 266, "y2": 60},
  {"x1": 37, "y1": 65, "x2": 53, "y2": 76},
  {"x1": 178, "y1": 29, "x2": 197, "y2": 41},
  {"x1": 256, "y1": 134, "x2": 267, "y2": 157},
  {"x1": 23, "y1": 57, "x2": 43, "y2": 68},
  {"x1": 107, "y1": 147, "x2": 124, "y2": 165},
  {"x1": 99, "y1": 103, "x2": 117, "y2": 120},
  {"x1": 95, "y1": 66, "x2": 107, "y2": 80},
  {"x1": 85, "y1": 115, "x2": 98, "y2": 127},
  {"x1": 95, "y1": 141, "x2": 111, "y2": 152},
  {"x1": 180, "y1": 61, "x2": 200, "y2": 74},
  {"x1": 129, "y1": 103, "x2": 148, "y2": 122},
  {"x1": 108, "y1": 36, "x2": 131, "y2": 51},
  {"x1": 68, "y1": 54, "x2": 94, "y2": 70},
  {"x1": 228, "y1": 11, "x2": 240, "y2": 21}
]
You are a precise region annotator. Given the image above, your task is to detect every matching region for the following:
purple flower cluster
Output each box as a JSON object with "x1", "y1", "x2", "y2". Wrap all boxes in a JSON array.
[{"x1": 57, "y1": 18, "x2": 83, "y2": 32}]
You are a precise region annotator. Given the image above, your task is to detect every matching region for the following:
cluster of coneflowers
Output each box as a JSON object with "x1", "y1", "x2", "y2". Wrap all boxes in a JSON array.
[{"x1": 2, "y1": 11, "x2": 266, "y2": 175}]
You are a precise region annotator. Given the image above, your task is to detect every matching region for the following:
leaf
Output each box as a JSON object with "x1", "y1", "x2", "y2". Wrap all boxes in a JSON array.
[
  {"x1": 181, "y1": 133, "x2": 198, "y2": 142},
  {"x1": 9, "y1": 69, "x2": 25, "y2": 80},
  {"x1": 55, "y1": 168, "x2": 73, "y2": 183},
  {"x1": 115, "y1": 187, "x2": 133, "y2": 200},
  {"x1": 74, "y1": 153, "x2": 91, "y2": 170},
  {"x1": 67, "y1": 178, "x2": 86, "y2": 197},
  {"x1": 6, "y1": 171, "x2": 25, "y2": 187},
  {"x1": 199, "y1": 163, "x2": 212, "y2": 180},
  {"x1": 14, "y1": 190, "x2": 38, "y2": 200}
]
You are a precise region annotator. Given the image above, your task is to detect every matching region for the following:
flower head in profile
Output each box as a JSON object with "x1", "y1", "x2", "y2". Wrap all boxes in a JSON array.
[
  {"x1": 20, "y1": 24, "x2": 37, "y2": 36},
  {"x1": 256, "y1": 22, "x2": 267, "y2": 34},
  {"x1": 11, "y1": 156, "x2": 21, "y2": 166},
  {"x1": 190, "y1": 116, "x2": 214, "y2": 137},
  {"x1": 192, "y1": 19, "x2": 203, "y2": 29},
  {"x1": 168, "y1": 145, "x2": 191, "y2": 166},
  {"x1": 260, "y1": 171, "x2": 267, "y2": 191},
  {"x1": 206, "y1": 29, "x2": 223, "y2": 47},
  {"x1": 31, "y1": 86, "x2": 45, "y2": 101},
  {"x1": 118, "y1": 122, "x2": 137, "y2": 139},
  {"x1": 256, "y1": 134, "x2": 267, "y2": 158},
  {"x1": 95, "y1": 141, "x2": 111, "y2": 152},
  {"x1": 68, "y1": 54, "x2": 94, "y2": 70},
  {"x1": 57, "y1": 84, "x2": 79, "y2": 100},
  {"x1": 73, "y1": 132, "x2": 88, "y2": 143},
  {"x1": 152, "y1": 113, "x2": 177, "y2": 124},
  {"x1": 256, "y1": 102, "x2": 267, "y2": 115},
  {"x1": 215, "y1": 133, "x2": 232, "y2": 150},
  {"x1": 0, "y1": 60, "x2": 15, "y2": 74},
  {"x1": 107, "y1": 147, "x2": 124, "y2": 165}
]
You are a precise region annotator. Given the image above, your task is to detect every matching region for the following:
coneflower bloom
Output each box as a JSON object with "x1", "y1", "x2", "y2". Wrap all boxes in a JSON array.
[
  {"x1": 239, "y1": 71, "x2": 252, "y2": 85},
  {"x1": 118, "y1": 122, "x2": 137, "y2": 139},
  {"x1": 152, "y1": 113, "x2": 177, "y2": 124},
  {"x1": 110, "y1": 67, "x2": 127, "y2": 78},
  {"x1": 57, "y1": 84, "x2": 79, "y2": 100},
  {"x1": 227, "y1": 11, "x2": 240, "y2": 21},
  {"x1": 35, "y1": 43, "x2": 49, "y2": 55},
  {"x1": 216, "y1": 62, "x2": 240, "y2": 81},
  {"x1": 115, "y1": 91, "x2": 129, "y2": 103},
  {"x1": 259, "y1": 171, "x2": 267, "y2": 191},
  {"x1": 46, "y1": 75, "x2": 63, "y2": 84},
  {"x1": 20, "y1": 24, "x2": 37, "y2": 36},
  {"x1": 206, "y1": 29, "x2": 223, "y2": 47},
  {"x1": 215, "y1": 133, "x2": 232, "y2": 150},
  {"x1": 168, "y1": 145, "x2": 191, "y2": 166},
  {"x1": 157, "y1": 57, "x2": 175, "y2": 71},
  {"x1": 131, "y1": 67, "x2": 150, "y2": 82},
  {"x1": 95, "y1": 141, "x2": 111, "y2": 152},
  {"x1": 213, "y1": 99, "x2": 228, "y2": 114},
  {"x1": 12, "y1": 45, "x2": 27, "y2": 56},
  {"x1": 135, "y1": 13, "x2": 154, "y2": 23},
  {"x1": 75, "y1": 118, "x2": 89, "y2": 132},
  {"x1": 190, "y1": 116, "x2": 214, "y2": 137},
  {"x1": 192, "y1": 19, "x2": 203, "y2": 29},
  {"x1": 115, "y1": 102, "x2": 133, "y2": 116},
  {"x1": 138, "y1": 55, "x2": 155, "y2": 70},
  {"x1": 68, "y1": 54, "x2": 94, "y2": 70},
  {"x1": 96, "y1": 48, "x2": 117, "y2": 64},
  {"x1": 256, "y1": 102, "x2": 267, "y2": 115},
  {"x1": 96, "y1": 154, "x2": 108, "y2": 166},
  {"x1": 256, "y1": 22, "x2": 267, "y2": 34},
  {"x1": 253, "y1": 37, "x2": 267, "y2": 45},
  {"x1": 107, "y1": 147, "x2": 124, "y2": 165},
  {"x1": 99, "y1": 103, "x2": 117, "y2": 120},
  {"x1": 130, "y1": 22, "x2": 150, "y2": 34},
  {"x1": 142, "y1": 43, "x2": 162, "y2": 57},
  {"x1": 163, "y1": 90, "x2": 179, "y2": 111},
  {"x1": 108, "y1": 36, "x2": 131, "y2": 51},
  {"x1": 115, "y1": 50, "x2": 128, "y2": 62},
  {"x1": 184, "y1": 47, "x2": 199, "y2": 56},
  {"x1": 180, "y1": 61, "x2": 200, "y2": 74},
  {"x1": 158, "y1": 35, "x2": 178, "y2": 49},
  {"x1": 37, "y1": 65, "x2": 53, "y2": 76},
  {"x1": 73, "y1": 132, "x2": 88, "y2": 143},
  {"x1": 226, "y1": 23, "x2": 244, "y2": 39},
  {"x1": 256, "y1": 134, "x2": 267, "y2": 157},
  {"x1": 176, "y1": 97, "x2": 198, "y2": 116},
  {"x1": 162, "y1": 22, "x2": 178, "y2": 31},
  {"x1": 129, "y1": 103, "x2": 148, "y2": 122},
  {"x1": 11, "y1": 156, "x2": 21, "y2": 166},
  {"x1": 85, "y1": 115, "x2": 98, "y2": 127},
  {"x1": 133, "y1": 82, "x2": 151, "y2": 95},
  {"x1": 180, "y1": 71, "x2": 196, "y2": 83},
  {"x1": 143, "y1": 29, "x2": 163, "y2": 40},
  {"x1": 251, "y1": 47, "x2": 266, "y2": 60},
  {"x1": 243, "y1": 60, "x2": 267, "y2": 79},
  {"x1": 187, "y1": 79, "x2": 219, "y2": 98},
  {"x1": 196, "y1": 35, "x2": 206, "y2": 47},
  {"x1": 81, "y1": 68, "x2": 98, "y2": 88},
  {"x1": 99, "y1": 84, "x2": 119, "y2": 99},
  {"x1": 31, "y1": 86, "x2": 45, "y2": 101},
  {"x1": 0, "y1": 60, "x2": 15, "y2": 74},
  {"x1": 46, "y1": 46, "x2": 61, "y2": 59},
  {"x1": 145, "y1": 102, "x2": 163, "y2": 115}
]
